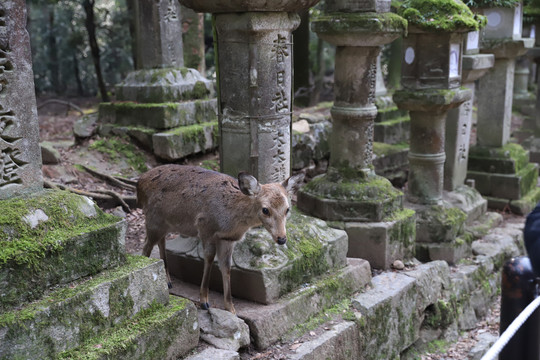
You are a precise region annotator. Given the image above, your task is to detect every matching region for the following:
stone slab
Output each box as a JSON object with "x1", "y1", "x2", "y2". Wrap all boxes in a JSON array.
[
  {"x1": 99, "y1": 99, "x2": 218, "y2": 130},
  {"x1": 374, "y1": 116, "x2": 410, "y2": 144},
  {"x1": 0, "y1": 0, "x2": 44, "y2": 199},
  {"x1": 166, "y1": 211, "x2": 349, "y2": 305},
  {"x1": 468, "y1": 145, "x2": 530, "y2": 174},
  {"x1": 443, "y1": 185, "x2": 487, "y2": 224},
  {"x1": 407, "y1": 201, "x2": 467, "y2": 244},
  {"x1": 484, "y1": 186, "x2": 540, "y2": 215},
  {"x1": 415, "y1": 239, "x2": 472, "y2": 265},
  {"x1": 0, "y1": 190, "x2": 126, "y2": 311},
  {"x1": 467, "y1": 162, "x2": 538, "y2": 200},
  {"x1": 57, "y1": 296, "x2": 199, "y2": 360},
  {"x1": 0, "y1": 256, "x2": 169, "y2": 359},
  {"x1": 185, "y1": 348, "x2": 240, "y2": 360},
  {"x1": 153, "y1": 121, "x2": 218, "y2": 160},
  {"x1": 170, "y1": 258, "x2": 372, "y2": 350},
  {"x1": 344, "y1": 208, "x2": 416, "y2": 269},
  {"x1": 372, "y1": 143, "x2": 409, "y2": 186},
  {"x1": 287, "y1": 321, "x2": 359, "y2": 360}
]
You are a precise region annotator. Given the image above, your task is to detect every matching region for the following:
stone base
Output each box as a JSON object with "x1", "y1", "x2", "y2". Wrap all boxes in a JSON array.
[
  {"x1": 166, "y1": 210, "x2": 348, "y2": 305},
  {"x1": 485, "y1": 186, "x2": 540, "y2": 215},
  {"x1": 169, "y1": 257, "x2": 372, "y2": 350},
  {"x1": 406, "y1": 201, "x2": 469, "y2": 264},
  {"x1": 372, "y1": 142, "x2": 409, "y2": 186},
  {"x1": 443, "y1": 185, "x2": 487, "y2": 224},
  {"x1": 342, "y1": 208, "x2": 416, "y2": 269},
  {"x1": 152, "y1": 121, "x2": 218, "y2": 160},
  {"x1": 522, "y1": 137, "x2": 540, "y2": 164},
  {"x1": 298, "y1": 168, "x2": 403, "y2": 222}
]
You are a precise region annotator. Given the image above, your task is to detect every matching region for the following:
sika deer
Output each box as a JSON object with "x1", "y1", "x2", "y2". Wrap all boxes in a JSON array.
[{"x1": 137, "y1": 164, "x2": 304, "y2": 314}]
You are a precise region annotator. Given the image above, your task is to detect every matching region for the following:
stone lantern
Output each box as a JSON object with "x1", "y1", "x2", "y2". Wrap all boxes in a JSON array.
[
  {"x1": 393, "y1": 0, "x2": 485, "y2": 263},
  {"x1": 297, "y1": 2, "x2": 414, "y2": 270},
  {"x1": 467, "y1": 0, "x2": 540, "y2": 214},
  {"x1": 444, "y1": 25, "x2": 494, "y2": 224}
]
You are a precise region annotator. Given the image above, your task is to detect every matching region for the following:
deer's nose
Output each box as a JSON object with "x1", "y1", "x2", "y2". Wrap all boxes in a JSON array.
[{"x1": 277, "y1": 236, "x2": 287, "y2": 245}]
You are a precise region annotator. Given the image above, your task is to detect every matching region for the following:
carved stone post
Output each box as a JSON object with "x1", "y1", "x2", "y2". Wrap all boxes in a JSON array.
[{"x1": 297, "y1": 6, "x2": 414, "y2": 269}]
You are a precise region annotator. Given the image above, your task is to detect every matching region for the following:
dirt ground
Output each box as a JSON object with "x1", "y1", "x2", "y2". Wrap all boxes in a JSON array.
[{"x1": 36, "y1": 95, "x2": 523, "y2": 359}]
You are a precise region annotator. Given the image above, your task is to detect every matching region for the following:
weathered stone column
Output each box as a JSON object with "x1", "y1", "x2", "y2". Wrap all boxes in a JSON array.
[
  {"x1": 297, "y1": 5, "x2": 415, "y2": 269},
  {"x1": 443, "y1": 30, "x2": 493, "y2": 223},
  {"x1": 393, "y1": 0, "x2": 484, "y2": 264},
  {"x1": 98, "y1": 0, "x2": 217, "y2": 161},
  {"x1": 467, "y1": 0, "x2": 540, "y2": 214},
  {"x1": 0, "y1": 1, "x2": 43, "y2": 199}
]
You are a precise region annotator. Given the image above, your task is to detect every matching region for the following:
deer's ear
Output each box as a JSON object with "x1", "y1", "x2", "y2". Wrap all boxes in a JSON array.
[
  {"x1": 282, "y1": 172, "x2": 305, "y2": 196},
  {"x1": 238, "y1": 172, "x2": 261, "y2": 196}
]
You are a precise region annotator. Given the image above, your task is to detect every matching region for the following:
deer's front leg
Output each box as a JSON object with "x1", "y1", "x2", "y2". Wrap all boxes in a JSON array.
[
  {"x1": 217, "y1": 240, "x2": 236, "y2": 314},
  {"x1": 200, "y1": 238, "x2": 216, "y2": 310}
]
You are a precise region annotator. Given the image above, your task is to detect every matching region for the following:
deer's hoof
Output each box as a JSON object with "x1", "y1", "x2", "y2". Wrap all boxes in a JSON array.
[
  {"x1": 201, "y1": 302, "x2": 210, "y2": 310},
  {"x1": 167, "y1": 282, "x2": 172, "y2": 289}
]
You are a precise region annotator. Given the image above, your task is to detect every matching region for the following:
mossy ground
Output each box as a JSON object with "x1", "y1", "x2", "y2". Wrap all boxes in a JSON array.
[{"x1": 88, "y1": 136, "x2": 148, "y2": 173}]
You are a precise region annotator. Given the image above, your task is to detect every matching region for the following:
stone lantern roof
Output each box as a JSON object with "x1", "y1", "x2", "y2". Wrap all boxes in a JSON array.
[{"x1": 398, "y1": 0, "x2": 487, "y2": 32}]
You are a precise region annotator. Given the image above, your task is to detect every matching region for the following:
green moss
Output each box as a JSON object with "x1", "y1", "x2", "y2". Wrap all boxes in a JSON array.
[
  {"x1": 199, "y1": 159, "x2": 220, "y2": 171},
  {"x1": 398, "y1": 0, "x2": 486, "y2": 31},
  {"x1": 373, "y1": 141, "x2": 409, "y2": 157},
  {"x1": 88, "y1": 137, "x2": 147, "y2": 173},
  {"x1": 466, "y1": 0, "x2": 520, "y2": 8},
  {"x1": 188, "y1": 81, "x2": 210, "y2": 99},
  {"x1": 313, "y1": 12, "x2": 408, "y2": 35},
  {"x1": 424, "y1": 299, "x2": 456, "y2": 328},
  {"x1": 0, "y1": 190, "x2": 119, "y2": 267}
]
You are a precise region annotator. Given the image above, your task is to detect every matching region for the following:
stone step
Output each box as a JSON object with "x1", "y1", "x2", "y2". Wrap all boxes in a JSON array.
[
  {"x1": 0, "y1": 190, "x2": 126, "y2": 312},
  {"x1": 485, "y1": 185, "x2": 540, "y2": 215},
  {"x1": 0, "y1": 255, "x2": 170, "y2": 359},
  {"x1": 152, "y1": 121, "x2": 219, "y2": 160},
  {"x1": 468, "y1": 144, "x2": 530, "y2": 174},
  {"x1": 99, "y1": 99, "x2": 217, "y2": 130},
  {"x1": 170, "y1": 258, "x2": 371, "y2": 350},
  {"x1": 166, "y1": 210, "x2": 349, "y2": 305},
  {"x1": 374, "y1": 115, "x2": 410, "y2": 144},
  {"x1": 467, "y1": 162, "x2": 539, "y2": 200},
  {"x1": 57, "y1": 295, "x2": 199, "y2": 360},
  {"x1": 372, "y1": 142, "x2": 409, "y2": 186},
  {"x1": 375, "y1": 103, "x2": 408, "y2": 123},
  {"x1": 185, "y1": 347, "x2": 240, "y2": 360}
]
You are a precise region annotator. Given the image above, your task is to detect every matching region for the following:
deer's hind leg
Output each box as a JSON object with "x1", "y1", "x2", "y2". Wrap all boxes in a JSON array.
[
  {"x1": 143, "y1": 227, "x2": 172, "y2": 288},
  {"x1": 200, "y1": 237, "x2": 217, "y2": 310}
]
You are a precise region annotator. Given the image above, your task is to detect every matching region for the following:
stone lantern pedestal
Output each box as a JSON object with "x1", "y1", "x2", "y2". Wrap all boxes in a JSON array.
[
  {"x1": 443, "y1": 30, "x2": 493, "y2": 224},
  {"x1": 297, "y1": 11, "x2": 414, "y2": 270},
  {"x1": 97, "y1": 0, "x2": 218, "y2": 161},
  {"x1": 393, "y1": 16, "x2": 477, "y2": 263},
  {"x1": 467, "y1": 1, "x2": 540, "y2": 214}
]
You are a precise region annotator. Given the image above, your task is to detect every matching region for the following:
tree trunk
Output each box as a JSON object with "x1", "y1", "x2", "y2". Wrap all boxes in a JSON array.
[
  {"x1": 387, "y1": 37, "x2": 403, "y2": 91},
  {"x1": 82, "y1": 0, "x2": 109, "y2": 102},
  {"x1": 311, "y1": 37, "x2": 325, "y2": 106},
  {"x1": 73, "y1": 52, "x2": 84, "y2": 96},
  {"x1": 125, "y1": 0, "x2": 138, "y2": 69},
  {"x1": 293, "y1": 10, "x2": 311, "y2": 107},
  {"x1": 48, "y1": 5, "x2": 62, "y2": 93}
]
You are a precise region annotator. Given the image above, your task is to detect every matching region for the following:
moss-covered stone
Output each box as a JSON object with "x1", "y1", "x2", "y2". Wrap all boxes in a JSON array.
[
  {"x1": 89, "y1": 137, "x2": 148, "y2": 173},
  {"x1": 398, "y1": 0, "x2": 486, "y2": 32},
  {"x1": 313, "y1": 12, "x2": 408, "y2": 35},
  {"x1": 415, "y1": 204, "x2": 467, "y2": 243},
  {"x1": 468, "y1": 142, "x2": 530, "y2": 174},
  {"x1": 467, "y1": 0, "x2": 520, "y2": 8}
]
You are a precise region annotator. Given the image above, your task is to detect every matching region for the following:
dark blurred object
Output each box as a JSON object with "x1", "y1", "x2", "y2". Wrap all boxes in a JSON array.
[{"x1": 524, "y1": 202, "x2": 540, "y2": 277}]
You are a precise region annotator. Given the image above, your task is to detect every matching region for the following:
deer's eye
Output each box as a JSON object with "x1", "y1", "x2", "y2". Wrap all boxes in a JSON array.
[
  {"x1": 286, "y1": 208, "x2": 290, "y2": 214},
  {"x1": 262, "y1": 208, "x2": 270, "y2": 216}
]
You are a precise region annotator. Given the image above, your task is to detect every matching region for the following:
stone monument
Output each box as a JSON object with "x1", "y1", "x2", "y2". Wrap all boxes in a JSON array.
[
  {"x1": 297, "y1": 1, "x2": 415, "y2": 270},
  {"x1": 444, "y1": 29, "x2": 493, "y2": 224},
  {"x1": 393, "y1": 0, "x2": 485, "y2": 264},
  {"x1": 98, "y1": 0, "x2": 217, "y2": 161},
  {"x1": 0, "y1": 1, "x2": 198, "y2": 358},
  {"x1": 467, "y1": 0, "x2": 540, "y2": 214}
]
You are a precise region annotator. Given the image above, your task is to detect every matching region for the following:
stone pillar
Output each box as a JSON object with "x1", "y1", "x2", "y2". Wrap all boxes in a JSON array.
[
  {"x1": 0, "y1": 0, "x2": 43, "y2": 199},
  {"x1": 98, "y1": 0, "x2": 217, "y2": 162},
  {"x1": 298, "y1": 7, "x2": 415, "y2": 269},
  {"x1": 214, "y1": 12, "x2": 298, "y2": 183},
  {"x1": 393, "y1": 0, "x2": 485, "y2": 264},
  {"x1": 468, "y1": 2, "x2": 540, "y2": 215},
  {"x1": 443, "y1": 30, "x2": 493, "y2": 223}
]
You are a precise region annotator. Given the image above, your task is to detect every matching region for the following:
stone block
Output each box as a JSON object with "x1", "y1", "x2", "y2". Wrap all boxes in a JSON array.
[
  {"x1": 152, "y1": 121, "x2": 218, "y2": 160},
  {"x1": 352, "y1": 272, "x2": 419, "y2": 359},
  {"x1": 40, "y1": 141, "x2": 61, "y2": 165},
  {"x1": 185, "y1": 348, "x2": 240, "y2": 360},
  {"x1": 0, "y1": 256, "x2": 169, "y2": 359},
  {"x1": 467, "y1": 162, "x2": 538, "y2": 200},
  {"x1": 373, "y1": 116, "x2": 410, "y2": 144},
  {"x1": 298, "y1": 170, "x2": 404, "y2": 222},
  {"x1": 99, "y1": 124, "x2": 157, "y2": 152},
  {"x1": 73, "y1": 113, "x2": 98, "y2": 139},
  {"x1": 57, "y1": 296, "x2": 199, "y2": 360},
  {"x1": 291, "y1": 121, "x2": 331, "y2": 171},
  {"x1": 287, "y1": 321, "x2": 359, "y2": 360},
  {"x1": 98, "y1": 99, "x2": 218, "y2": 130},
  {"x1": 372, "y1": 142, "x2": 409, "y2": 185},
  {"x1": 415, "y1": 240, "x2": 472, "y2": 265},
  {"x1": 468, "y1": 144, "x2": 530, "y2": 174},
  {"x1": 443, "y1": 185, "x2": 487, "y2": 224},
  {"x1": 115, "y1": 68, "x2": 214, "y2": 103},
  {"x1": 403, "y1": 261, "x2": 450, "y2": 312},
  {"x1": 199, "y1": 308, "x2": 250, "y2": 351},
  {"x1": 344, "y1": 208, "x2": 416, "y2": 269},
  {"x1": 323, "y1": 0, "x2": 391, "y2": 13},
  {"x1": 409, "y1": 202, "x2": 467, "y2": 244},
  {"x1": 0, "y1": 190, "x2": 126, "y2": 311},
  {"x1": 166, "y1": 210, "x2": 348, "y2": 305}
]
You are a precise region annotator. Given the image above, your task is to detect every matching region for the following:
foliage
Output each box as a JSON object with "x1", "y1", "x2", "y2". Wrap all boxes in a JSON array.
[
  {"x1": 465, "y1": 0, "x2": 521, "y2": 8},
  {"x1": 26, "y1": 0, "x2": 133, "y2": 96},
  {"x1": 398, "y1": 0, "x2": 487, "y2": 31}
]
